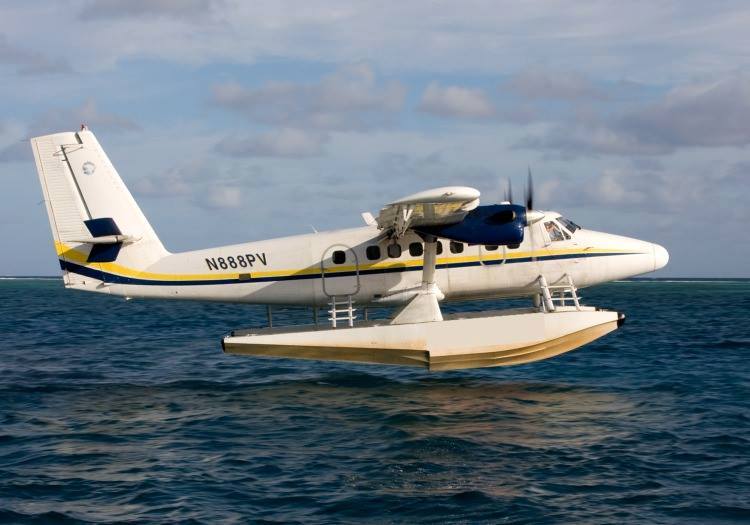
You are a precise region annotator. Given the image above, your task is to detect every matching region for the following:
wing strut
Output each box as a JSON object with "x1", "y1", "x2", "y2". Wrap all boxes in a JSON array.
[{"x1": 390, "y1": 234, "x2": 444, "y2": 325}]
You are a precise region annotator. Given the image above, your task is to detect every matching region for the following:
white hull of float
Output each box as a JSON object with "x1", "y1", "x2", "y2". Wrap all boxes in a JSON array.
[{"x1": 222, "y1": 306, "x2": 624, "y2": 371}]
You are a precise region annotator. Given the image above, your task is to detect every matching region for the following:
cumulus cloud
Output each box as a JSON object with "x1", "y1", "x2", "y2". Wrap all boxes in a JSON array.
[
  {"x1": 201, "y1": 185, "x2": 242, "y2": 209},
  {"x1": 132, "y1": 158, "x2": 218, "y2": 197},
  {"x1": 728, "y1": 160, "x2": 750, "y2": 181},
  {"x1": 132, "y1": 168, "x2": 192, "y2": 198},
  {"x1": 80, "y1": 0, "x2": 221, "y2": 21},
  {"x1": 0, "y1": 100, "x2": 138, "y2": 163},
  {"x1": 37, "y1": 99, "x2": 140, "y2": 134},
  {"x1": 0, "y1": 1, "x2": 744, "y2": 81},
  {"x1": 215, "y1": 128, "x2": 327, "y2": 158},
  {"x1": 630, "y1": 157, "x2": 665, "y2": 172},
  {"x1": 519, "y1": 74, "x2": 750, "y2": 157},
  {"x1": 504, "y1": 68, "x2": 606, "y2": 100},
  {"x1": 583, "y1": 169, "x2": 650, "y2": 206},
  {"x1": 0, "y1": 142, "x2": 29, "y2": 163},
  {"x1": 371, "y1": 150, "x2": 496, "y2": 192},
  {"x1": 618, "y1": 75, "x2": 750, "y2": 149},
  {"x1": 537, "y1": 160, "x2": 748, "y2": 218},
  {"x1": 212, "y1": 63, "x2": 406, "y2": 131},
  {"x1": 132, "y1": 156, "x2": 269, "y2": 211},
  {"x1": 418, "y1": 83, "x2": 496, "y2": 119},
  {"x1": 0, "y1": 33, "x2": 72, "y2": 75},
  {"x1": 517, "y1": 120, "x2": 672, "y2": 157}
]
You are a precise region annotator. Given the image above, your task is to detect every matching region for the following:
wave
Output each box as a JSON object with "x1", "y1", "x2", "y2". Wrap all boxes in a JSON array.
[{"x1": 2, "y1": 275, "x2": 749, "y2": 524}]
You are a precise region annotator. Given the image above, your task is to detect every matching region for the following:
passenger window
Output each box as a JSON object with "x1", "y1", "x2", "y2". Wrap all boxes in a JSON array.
[
  {"x1": 387, "y1": 244, "x2": 402, "y2": 258},
  {"x1": 366, "y1": 245, "x2": 381, "y2": 260},
  {"x1": 332, "y1": 250, "x2": 346, "y2": 264},
  {"x1": 544, "y1": 221, "x2": 565, "y2": 242},
  {"x1": 450, "y1": 241, "x2": 464, "y2": 254},
  {"x1": 485, "y1": 245, "x2": 498, "y2": 251},
  {"x1": 436, "y1": 241, "x2": 443, "y2": 255},
  {"x1": 409, "y1": 242, "x2": 423, "y2": 257}
]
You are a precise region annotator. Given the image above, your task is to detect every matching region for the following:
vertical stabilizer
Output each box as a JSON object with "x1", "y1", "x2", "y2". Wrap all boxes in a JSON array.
[{"x1": 31, "y1": 128, "x2": 168, "y2": 287}]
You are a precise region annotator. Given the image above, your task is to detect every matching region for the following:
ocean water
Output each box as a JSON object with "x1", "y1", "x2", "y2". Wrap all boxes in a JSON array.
[{"x1": 0, "y1": 279, "x2": 749, "y2": 524}]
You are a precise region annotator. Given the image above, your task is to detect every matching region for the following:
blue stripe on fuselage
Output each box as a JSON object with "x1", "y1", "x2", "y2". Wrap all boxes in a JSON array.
[{"x1": 59, "y1": 251, "x2": 635, "y2": 287}]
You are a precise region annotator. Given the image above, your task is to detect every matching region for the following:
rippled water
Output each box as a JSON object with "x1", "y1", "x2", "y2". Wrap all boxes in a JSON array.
[{"x1": 1, "y1": 279, "x2": 749, "y2": 523}]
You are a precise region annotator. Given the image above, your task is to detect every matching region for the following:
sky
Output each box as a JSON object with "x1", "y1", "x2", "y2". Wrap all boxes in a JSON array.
[{"x1": 1, "y1": 0, "x2": 749, "y2": 277}]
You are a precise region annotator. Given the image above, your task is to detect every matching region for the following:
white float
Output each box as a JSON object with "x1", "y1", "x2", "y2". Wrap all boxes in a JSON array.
[{"x1": 222, "y1": 306, "x2": 623, "y2": 371}]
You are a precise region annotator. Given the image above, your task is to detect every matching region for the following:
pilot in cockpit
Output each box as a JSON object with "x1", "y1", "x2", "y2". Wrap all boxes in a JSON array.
[{"x1": 545, "y1": 221, "x2": 565, "y2": 242}]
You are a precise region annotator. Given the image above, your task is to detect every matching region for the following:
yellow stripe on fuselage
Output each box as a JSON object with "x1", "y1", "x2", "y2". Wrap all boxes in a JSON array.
[{"x1": 55, "y1": 241, "x2": 641, "y2": 283}]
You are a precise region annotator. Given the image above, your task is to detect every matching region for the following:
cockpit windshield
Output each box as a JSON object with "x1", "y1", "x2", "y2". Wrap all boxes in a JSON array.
[
  {"x1": 544, "y1": 221, "x2": 566, "y2": 242},
  {"x1": 557, "y1": 216, "x2": 581, "y2": 233}
]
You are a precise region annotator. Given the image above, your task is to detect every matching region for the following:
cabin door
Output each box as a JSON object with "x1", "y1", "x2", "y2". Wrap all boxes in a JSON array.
[{"x1": 321, "y1": 244, "x2": 360, "y2": 297}]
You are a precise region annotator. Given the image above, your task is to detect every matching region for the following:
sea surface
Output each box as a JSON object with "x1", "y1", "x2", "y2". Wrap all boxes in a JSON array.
[{"x1": 0, "y1": 279, "x2": 749, "y2": 524}]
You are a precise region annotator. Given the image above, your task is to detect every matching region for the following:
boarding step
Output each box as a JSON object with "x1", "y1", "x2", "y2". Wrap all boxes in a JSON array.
[
  {"x1": 537, "y1": 274, "x2": 581, "y2": 312},
  {"x1": 328, "y1": 295, "x2": 358, "y2": 328}
]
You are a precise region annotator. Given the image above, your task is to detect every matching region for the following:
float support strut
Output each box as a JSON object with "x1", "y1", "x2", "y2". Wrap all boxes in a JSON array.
[
  {"x1": 538, "y1": 275, "x2": 555, "y2": 312},
  {"x1": 391, "y1": 235, "x2": 444, "y2": 325}
]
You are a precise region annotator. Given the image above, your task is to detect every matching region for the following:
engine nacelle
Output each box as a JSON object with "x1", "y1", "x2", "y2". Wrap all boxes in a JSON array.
[{"x1": 415, "y1": 204, "x2": 526, "y2": 246}]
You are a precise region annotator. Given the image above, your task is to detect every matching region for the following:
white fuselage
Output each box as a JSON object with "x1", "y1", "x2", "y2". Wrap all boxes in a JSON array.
[{"x1": 59, "y1": 212, "x2": 668, "y2": 306}]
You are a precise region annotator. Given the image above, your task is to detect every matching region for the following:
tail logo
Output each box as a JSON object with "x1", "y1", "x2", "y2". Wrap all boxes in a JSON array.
[{"x1": 82, "y1": 161, "x2": 96, "y2": 175}]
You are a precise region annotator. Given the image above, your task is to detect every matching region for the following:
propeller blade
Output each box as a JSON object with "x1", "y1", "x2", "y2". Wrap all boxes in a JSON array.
[
  {"x1": 526, "y1": 166, "x2": 537, "y2": 264},
  {"x1": 526, "y1": 166, "x2": 534, "y2": 211},
  {"x1": 509, "y1": 179, "x2": 514, "y2": 204},
  {"x1": 505, "y1": 179, "x2": 513, "y2": 204},
  {"x1": 523, "y1": 167, "x2": 543, "y2": 223}
]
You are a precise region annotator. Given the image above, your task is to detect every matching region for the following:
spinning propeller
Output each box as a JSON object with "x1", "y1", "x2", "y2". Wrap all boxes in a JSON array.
[
  {"x1": 526, "y1": 166, "x2": 534, "y2": 211},
  {"x1": 504, "y1": 167, "x2": 544, "y2": 261},
  {"x1": 503, "y1": 168, "x2": 543, "y2": 224},
  {"x1": 526, "y1": 167, "x2": 539, "y2": 263},
  {"x1": 504, "y1": 179, "x2": 513, "y2": 204}
]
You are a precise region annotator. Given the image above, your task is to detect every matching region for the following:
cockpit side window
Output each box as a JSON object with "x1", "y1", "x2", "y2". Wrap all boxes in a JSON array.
[
  {"x1": 557, "y1": 216, "x2": 581, "y2": 233},
  {"x1": 544, "y1": 221, "x2": 566, "y2": 242},
  {"x1": 556, "y1": 221, "x2": 572, "y2": 240}
]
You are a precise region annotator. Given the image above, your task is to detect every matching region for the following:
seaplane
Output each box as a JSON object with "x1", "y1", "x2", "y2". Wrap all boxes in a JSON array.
[{"x1": 30, "y1": 127, "x2": 668, "y2": 371}]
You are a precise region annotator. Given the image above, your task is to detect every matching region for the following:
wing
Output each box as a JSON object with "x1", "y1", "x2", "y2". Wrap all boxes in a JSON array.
[{"x1": 376, "y1": 186, "x2": 480, "y2": 238}]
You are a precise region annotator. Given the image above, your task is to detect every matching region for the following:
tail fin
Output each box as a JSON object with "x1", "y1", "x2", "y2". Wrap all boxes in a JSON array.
[{"x1": 31, "y1": 128, "x2": 168, "y2": 287}]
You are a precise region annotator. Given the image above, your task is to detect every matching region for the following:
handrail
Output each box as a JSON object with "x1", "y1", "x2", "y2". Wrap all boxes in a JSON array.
[
  {"x1": 537, "y1": 274, "x2": 581, "y2": 312},
  {"x1": 328, "y1": 295, "x2": 357, "y2": 328}
]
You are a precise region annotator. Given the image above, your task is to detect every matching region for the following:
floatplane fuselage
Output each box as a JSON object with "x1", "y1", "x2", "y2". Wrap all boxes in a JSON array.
[
  {"x1": 55, "y1": 222, "x2": 667, "y2": 306},
  {"x1": 31, "y1": 128, "x2": 668, "y2": 370}
]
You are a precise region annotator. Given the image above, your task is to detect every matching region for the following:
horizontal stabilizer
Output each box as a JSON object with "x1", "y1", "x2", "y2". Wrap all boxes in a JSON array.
[
  {"x1": 68, "y1": 235, "x2": 138, "y2": 245},
  {"x1": 85, "y1": 217, "x2": 122, "y2": 237}
]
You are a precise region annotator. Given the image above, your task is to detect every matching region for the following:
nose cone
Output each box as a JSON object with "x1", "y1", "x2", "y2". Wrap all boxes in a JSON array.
[{"x1": 653, "y1": 243, "x2": 669, "y2": 271}]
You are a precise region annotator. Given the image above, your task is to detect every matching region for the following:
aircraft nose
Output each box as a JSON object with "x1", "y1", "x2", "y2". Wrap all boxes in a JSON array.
[{"x1": 652, "y1": 243, "x2": 669, "y2": 271}]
